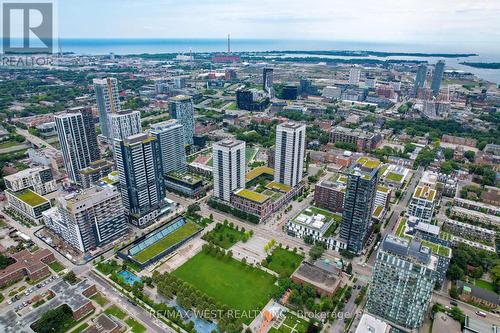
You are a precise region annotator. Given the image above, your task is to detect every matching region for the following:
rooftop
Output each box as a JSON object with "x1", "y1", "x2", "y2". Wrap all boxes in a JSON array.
[
  {"x1": 265, "y1": 181, "x2": 292, "y2": 193},
  {"x1": 214, "y1": 138, "x2": 245, "y2": 149},
  {"x1": 278, "y1": 122, "x2": 305, "y2": 130},
  {"x1": 357, "y1": 156, "x2": 381, "y2": 169},
  {"x1": 234, "y1": 188, "x2": 269, "y2": 203},
  {"x1": 413, "y1": 185, "x2": 436, "y2": 201},
  {"x1": 245, "y1": 166, "x2": 274, "y2": 182},
  {"x1": 170, "y1": 94, "x2": 192, "y2": 102},
  {"x1": 12, "y1": 189, "x2": 49, "y2": 207}
]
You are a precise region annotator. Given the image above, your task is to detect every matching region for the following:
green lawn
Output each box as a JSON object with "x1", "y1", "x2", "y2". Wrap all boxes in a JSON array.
[
  {"x1": 269, "y1": 313, "x2": 308, "y2": 333},
  {"x1": 0, "y1": 141, "x2": 20, "y2": 149},
  {"x1": 105, "y1": 304, "x2": 127, "y2": 320},
  {"x1": 246, "y1": 147, "x2": 257, "y2": 162},
  {"x1": 133, "y1": 221, "x2": 201, "y2": 263},
  {"x1": 126, "y1": 317, "x2": 147, "y2": 333},
  {"x1": 90, "y1": 293, "x2": 109, "y2": 307},
  {"x1": 386, "y1": 172, "x2": 404, "y2": 182},
  {"x1": 48, "y1": 261, "x2": 65, "y2": 273},
  {"x1": 71, "y1": 323, "x2": 89, "y2": 333},
  {"x1": 264, "y1": 248, "x2": 304, "y2": 277},
  {"x1": 202, "y1": 224, "x2": 245, "y2": 249},
  {"x1": 473, "y1": 279, "x2": 495, "y2": 292},
  {"x1": 173, "y1": 252, "x2": 277, "y2": 321}
]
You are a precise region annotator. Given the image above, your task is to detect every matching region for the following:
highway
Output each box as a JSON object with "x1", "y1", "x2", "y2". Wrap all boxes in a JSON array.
[{"x1": 15, "y1": 127, "x2": 57, "y2": 150}]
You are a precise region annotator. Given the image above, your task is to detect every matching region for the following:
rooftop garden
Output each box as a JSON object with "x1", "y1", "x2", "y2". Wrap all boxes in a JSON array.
[
  {"x1": 386, "y1": 172, "x2": 404, "y2": 182},
  {"x1": 235, "y1": 188, "x2": 269, "y2": 203},
  {"x1": 14, "y1": 189, "x2": 48, "y2": 207},
  {"x1": 245, "y1": 166, "x2": 274, "y2": 182},
  {"x1": 266, "y1": 181, "x2": 292, "y2": 193}
]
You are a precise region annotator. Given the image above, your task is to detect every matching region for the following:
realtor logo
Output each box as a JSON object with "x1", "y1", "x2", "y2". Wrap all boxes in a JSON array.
[{"x1": 2, "y1": 2, "x2": 53, "y2": 53}]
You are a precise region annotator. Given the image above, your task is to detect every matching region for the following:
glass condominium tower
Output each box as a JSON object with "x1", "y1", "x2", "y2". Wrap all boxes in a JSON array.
[
  {"x1": 93, "y1": 77, "x2": 121, "y2": 139},
  {"x1": 339, "y1": 157, "x2": 379, "y2": 254},
  {"x1": 366, "y1": 234, "x2": 437, "y2": 330}
]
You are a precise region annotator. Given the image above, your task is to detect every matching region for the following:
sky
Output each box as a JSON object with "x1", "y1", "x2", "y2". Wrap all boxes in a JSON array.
[{"x1": 58, "y1": 0, "x2": 500, "y2": 44}]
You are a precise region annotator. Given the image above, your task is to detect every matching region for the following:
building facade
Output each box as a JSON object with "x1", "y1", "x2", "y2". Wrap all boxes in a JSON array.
[
  {"x1": 339, "y1": 158, "x2": 379, "y2": 254},
  {"x1": 431, "y1": 60, "x2": 445, "y2": 96},
  {"x1": 78, "y1": 159, "x2": 114, "y2": 189},
  {"x1": 150, "y1": 119, "x2": 187, "y2": 174},
  {"x1": 366, "y1": 235, "x2": 437, "y2": 330},
  {"x1": 407, "y1": 185, "x2": 437, "y2": 224},
  {"x1": 274, "y1": 122, "x2": 306, "y2": 187},
  {"x1": 107, "y1": 110, "x2": 142, "y2": 141},
  {"x1": 314, "y1": 180, "x2": 345, "y2": 213},
  {"x1": 213, "y1": 139, "x2": 246, "y2": 202},
  {"x1": 113, "y1": 133, "x2": 169, "y2": 227},
  {"x1": 43, "y1": 184, "x2": 128, "y2": 253},
  {"x1": 93, "y1": 77, "x2": 121, "y2": 139},
  {"x1": 4, "y1": 166, "x2": 56, "y2": 196},
  {"x1": 169, "y1": 95, "x2": 194, "y2": 146},
  {"x1": 55, "y1": 110, "x2": 100, "y2": 184}
]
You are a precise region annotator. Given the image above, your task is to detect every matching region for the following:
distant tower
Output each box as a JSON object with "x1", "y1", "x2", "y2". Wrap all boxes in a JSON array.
[
  {"x1": 227, "y1": 33, "x2": 231, "y2": 53},
  {"x1": 348, "y1": 67, "x2": 361, "y2": 85},
  {"x1": 413, "y1": 64, "x2": 427, "y2": 96},
  {"x1": 263, "y1": 68, "x2": 273, "y2": 93},
  {"x1": 93, "y1": 77, "x2": 121, "y2": 139},
  {"x1": 431, "y1": 60, "x2": 445, "y2": 96}
]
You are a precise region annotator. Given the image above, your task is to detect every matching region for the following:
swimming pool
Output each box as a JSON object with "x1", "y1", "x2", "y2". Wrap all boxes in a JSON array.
[{"x1": 118, "y1": 270, "x2": 142, "y2": 286}]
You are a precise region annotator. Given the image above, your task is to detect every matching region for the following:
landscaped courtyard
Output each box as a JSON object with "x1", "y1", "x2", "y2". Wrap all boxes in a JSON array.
[
  {"x1": 263, "y1": 247, "x2": 304, "y2": 277},
  {"x1": 269, "y1": 313, "x2": 309, "y2": 333},
  {"x1": 172, "y1": 251, "x2": 277, "y2": 318},
  {"x1": 202, "y1": 222, "x2": 250, "y2": 249}
]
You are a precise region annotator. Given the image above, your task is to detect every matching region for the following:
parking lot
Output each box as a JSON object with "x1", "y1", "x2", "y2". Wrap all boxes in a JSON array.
[{"x1": 3, "y1": 274, "x2": 61, "y2": 315}]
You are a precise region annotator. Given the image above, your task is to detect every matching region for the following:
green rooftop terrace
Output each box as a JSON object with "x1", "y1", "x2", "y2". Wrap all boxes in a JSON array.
[
  {"x1": 235, "y1": 189, "x2": 269, "y2": 203},
  {"x1": 14, "y1": 189, "x2": 48, "y2": 207}
]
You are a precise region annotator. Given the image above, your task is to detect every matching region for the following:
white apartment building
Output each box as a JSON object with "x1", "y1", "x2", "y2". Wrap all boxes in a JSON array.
[
  {"x1": 108, "y1": 110, "x2": 142, "y2": 141},
  {"x1": 4, "y1": 166, "x2": 56, "y2": 195},
  {"x1": 349, "y1": 67, "x2": 361, "y2": 85},
  {"x1": 274, "y1": 122, "x2": 306, "y2": 187},
  {"x1": 213, "y1": 139, "x2": 246, "y2": 202},
  {"x1": 150, "y1": 119, "x2": 187, "y2": 174},
  {"x1": 407, "y1": 185, "x2": 437, "y2": 224}
]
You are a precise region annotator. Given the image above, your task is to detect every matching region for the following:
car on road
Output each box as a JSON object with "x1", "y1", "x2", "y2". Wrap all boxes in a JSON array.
[
  {"x1": 450, "y1": 300, "x2": 458, "y2": 306},
  {"x1": 476, "y1": 311, "x2": 487, "y2": 318}
]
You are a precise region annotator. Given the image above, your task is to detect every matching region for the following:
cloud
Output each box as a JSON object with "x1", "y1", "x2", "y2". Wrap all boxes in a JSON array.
[{"x1": 58, "y1": 0, "x2": 500, "y2": 47}]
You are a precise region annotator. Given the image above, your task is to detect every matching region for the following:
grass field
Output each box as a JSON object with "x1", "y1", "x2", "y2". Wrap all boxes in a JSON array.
[
  {"x1": 48, "y1": 260, "x2": 65, "y2": 273},
  {"x1": 126, "y1": 317, "x2": 147, "y2": 333},
  {"x1": 473, "y1": 279, "x2": 496, "y2": 292},
  {"x1": 202, "y1": 224, "x2": 245, "y2": 249},
  {"x1": 173, "y1": 252, "x2": 277, "y2": 321},
  {"x1": 105, "y1": 304, "x2": 127, "y2": 320},
  {"x1": 133, "y1": 221, "x2": 201, "y2": 263},
  {"x1": 264, "y1": 248, "x2": 304, "y2": 277},
  {"x1": 269, "y1": 313, "x2": 308, "y2": 333},
  {"x1": 90, "y1": 293, "x2": 109, "y2": 307}
]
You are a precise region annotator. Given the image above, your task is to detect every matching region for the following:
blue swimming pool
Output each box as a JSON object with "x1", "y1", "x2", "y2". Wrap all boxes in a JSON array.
[{"x1": 118, "y1": 270, "x2": 142, "y2": 286}]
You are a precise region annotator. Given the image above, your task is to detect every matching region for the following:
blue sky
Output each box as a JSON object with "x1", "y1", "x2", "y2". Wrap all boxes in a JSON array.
[{"x1": 58, "y1": 0, "x2": 500, "y2": 43}]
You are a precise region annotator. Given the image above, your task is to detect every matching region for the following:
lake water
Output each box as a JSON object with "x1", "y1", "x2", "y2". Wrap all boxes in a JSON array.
[{"x1": 57, "y1": 38, "x2": 500, "y2": 83}]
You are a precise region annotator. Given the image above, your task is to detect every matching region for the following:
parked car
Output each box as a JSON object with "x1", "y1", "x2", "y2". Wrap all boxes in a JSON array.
[
  {"x1": 476, "y1": 311, "x2": 487, "y2": 318},
  {"x1": 450, "y1": 300, "x2": 458, "y2": 306}
]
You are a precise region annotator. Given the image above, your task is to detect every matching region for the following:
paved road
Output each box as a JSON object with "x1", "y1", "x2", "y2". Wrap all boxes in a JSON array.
[
  {"x1": 432, "y1": 292, "x2": 500, "y2": 328},
  {"x1": 15, "y1": 127, "x2": 56, "y2": 150},
  {"x1": 328, "y1": 282, "x2": 366, "y2": 333}
]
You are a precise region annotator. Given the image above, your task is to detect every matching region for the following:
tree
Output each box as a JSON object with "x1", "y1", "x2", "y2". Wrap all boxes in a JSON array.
[
  {"x1": 443, "y1": 148, "x2": 454, "y2": 160},
  {"x1": 309, "y1": 245, "x2": 325, "y2": 261},
  {"x1": 345, "y1": 263, "x2": 353, "y2": 274},
  {"x1": 464, "y1": 150, "x2": 475, "y2": 162},
  {"x1": 447, "y1": 264, "x2": 464, "y2": 281},
  {"x1": 187, "y1": 203, "x2": 200, "y2": 215},
  {"x1": 63, "y1": 271, "x2": 78, "y2": 285}
]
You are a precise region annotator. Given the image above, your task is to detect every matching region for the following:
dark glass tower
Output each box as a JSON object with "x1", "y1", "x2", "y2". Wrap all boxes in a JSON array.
[{"x1": 339, "y1": 158, "x2": 379, "y2": 254}]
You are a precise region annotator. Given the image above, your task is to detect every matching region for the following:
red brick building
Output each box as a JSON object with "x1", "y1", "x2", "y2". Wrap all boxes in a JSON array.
[{"x1": 0, "y1": 249, "x2": 55, "y2": 287}]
